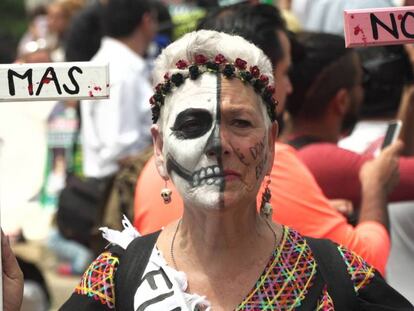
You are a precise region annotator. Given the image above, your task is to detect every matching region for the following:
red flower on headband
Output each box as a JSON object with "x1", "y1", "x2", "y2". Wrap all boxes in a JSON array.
[
  {"x1": 195, "y1": 54, "x2": 207, "y2": 65},
  {"x1": 176, "y1": 60, "x2": 188, "y2": 69},
  {"x1": 266, "y1": 85, "x2": 275, "y2": 94},
  {"x1": 250, "y1": 66, "x2": 260, "y2": 78},
  {"x1": 155, "y1": 83, "x2": 163, "y2": 93},
  {"x1": 259, "y1": 75, "x2": 269, "y2": 85},
  {"x1": 235, "y1": 58, "x2": 247, "y2": 70},
  {"x1": 215, "y1": 54, "x2": 226, "y2": 64},
  {"x1": 150, "y1": 95, "x2": 156, "y2": 106}
]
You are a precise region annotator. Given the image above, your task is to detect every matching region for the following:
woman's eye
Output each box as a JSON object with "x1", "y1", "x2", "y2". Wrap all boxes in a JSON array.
[
  {"x1": 171, "y1": 108, "x2": 213, "y2": 139},
  {"x1": 232, "y1": 119, "x2": 252, "y2": 128},
  {"x1": 178, "y1": 120, "x2": 200, "y2": 132}
]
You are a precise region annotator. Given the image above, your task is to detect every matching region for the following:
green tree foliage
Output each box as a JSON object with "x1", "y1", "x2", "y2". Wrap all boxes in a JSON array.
[{"x1": 0, "y1": 0, "x2": 27, "y2": 39}]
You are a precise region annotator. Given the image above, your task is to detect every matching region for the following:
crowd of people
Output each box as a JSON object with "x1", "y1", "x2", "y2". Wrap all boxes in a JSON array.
[{"x1": 2, "y1": 0, "x2": 414, "y2": 310}]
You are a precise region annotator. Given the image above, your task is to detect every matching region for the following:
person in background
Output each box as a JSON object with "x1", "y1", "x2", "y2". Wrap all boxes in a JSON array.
[
  {"x1": 17, "y1": 5, "x2": 49, "y2": 59},
  {"x1": 340, "y1": 45, "x2": 414, "y2": 155},
  {"x1": 14, "y1": 6, "x2": 52, "y2": 64},
  {"x1": 338, "y1": 45, "x2": 414, "y2": 304},
  {"x1": 283, "y1": 32, "x2": 414, "y2": 210},
  {"x1": 64, "y1": 0, "x2": 105, "y2": 62},
  {"x1": 134, "y1": 3, "x2": 402, "y2": 275},
  {"x1": 61, "y1": 0, "x2": 158, "y2": 248},
  {"x1": 81, "y1": 0, "x2": 157, "y2": 181},
  {"x1": 65, "y1": 0, "x2": 171, "y2": 69},
  {"x1": 46, "y1": 0, "x2": 85, "y2": 61}
]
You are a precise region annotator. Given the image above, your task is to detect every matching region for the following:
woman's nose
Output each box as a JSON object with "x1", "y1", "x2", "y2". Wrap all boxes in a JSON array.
[
  {"x1": 205, "y1": 125, "x2": 221, "y2": 157},
  {"x1": 204, "y1": 125, "x2": 230, "y2": 157}
]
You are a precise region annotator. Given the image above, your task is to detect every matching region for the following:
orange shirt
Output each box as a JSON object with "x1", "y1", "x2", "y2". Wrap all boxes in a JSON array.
[{"x1": 134, "y1": 142, "x2": 389, "y2": 274}]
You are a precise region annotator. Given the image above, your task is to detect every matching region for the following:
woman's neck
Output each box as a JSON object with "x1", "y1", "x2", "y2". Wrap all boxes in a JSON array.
[{"x1": 181, "y1": 202, "x2": 266, "y2": 250}]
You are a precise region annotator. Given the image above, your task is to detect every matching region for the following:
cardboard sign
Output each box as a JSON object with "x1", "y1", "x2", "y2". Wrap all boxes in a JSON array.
[
  {"x1": 0, "y1": 62, "x2": 109, "y2": 102},
  {"x1": 344, "y1": 6, "x2": 414, "y2": 47}
]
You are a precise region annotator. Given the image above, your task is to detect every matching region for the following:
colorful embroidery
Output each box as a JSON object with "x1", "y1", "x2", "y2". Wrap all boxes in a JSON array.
[
  {"x1": 316, "y1": 286, "x2": 334, "y2": 310},
  {"x1": 314, "y1": 246, "x2": 375, "y2": 309},
  {"x1": 338, "y1": 246, "x2": 375, "y2": 292},
  {"x1": 75, "y1": 251, "x2": 120, "y2": 309},
  {"x1": 237, "y1": 226, "x2": 317, "y2": 310}
]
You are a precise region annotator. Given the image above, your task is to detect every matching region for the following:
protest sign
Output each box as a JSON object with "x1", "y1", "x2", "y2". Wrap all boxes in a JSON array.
[
  {"x1": 344, "y1": 6, "x2": 414, "y2": 47},
  {"x1": 0, "y1": 62, "x2": 109, "y2": 102}
]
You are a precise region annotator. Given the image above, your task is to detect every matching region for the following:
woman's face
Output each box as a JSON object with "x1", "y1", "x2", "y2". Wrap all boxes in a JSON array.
[{"x1": 155, "y1": 73, "x2": 275, "y2": 210}]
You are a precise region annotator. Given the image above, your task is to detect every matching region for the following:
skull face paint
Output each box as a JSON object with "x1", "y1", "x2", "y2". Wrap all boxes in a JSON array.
[{"x1": 161, "y1": 73, "x2": 272, "y2": 210}]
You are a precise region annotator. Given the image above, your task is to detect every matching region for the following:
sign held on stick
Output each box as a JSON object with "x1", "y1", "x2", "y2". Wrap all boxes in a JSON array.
[
  {"x1": 0, "y1": 62, "x2": 109, "y2": 102},
  {"x1": 344, "y1": 6, "x2": 414, "y2": 47}
]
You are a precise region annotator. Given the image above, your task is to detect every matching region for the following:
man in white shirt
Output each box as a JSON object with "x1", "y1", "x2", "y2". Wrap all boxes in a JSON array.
[{"x1": 81, "y1": 0, "x2": 158, "y2": 178}]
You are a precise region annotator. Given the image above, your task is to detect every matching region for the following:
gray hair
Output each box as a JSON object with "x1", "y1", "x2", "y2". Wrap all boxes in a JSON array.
[
  {"x1": 152, "y1": 29, "x2": 274, "y2": 125},
  {"x1": 153, "y1": 30, "x2": 273, "y2": 85}
]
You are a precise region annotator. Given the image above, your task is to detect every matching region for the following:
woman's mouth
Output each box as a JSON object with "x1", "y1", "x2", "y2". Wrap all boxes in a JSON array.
[
  {"x1": 223, "y1": 169, "x2": 241, "y2": 181},
  {"x1": 191, "y1": 166, "x2": 240, "y2": 187}
]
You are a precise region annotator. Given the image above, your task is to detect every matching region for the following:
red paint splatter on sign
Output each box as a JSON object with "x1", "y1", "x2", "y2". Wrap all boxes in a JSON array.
[
  {"x1": 398, "y1": 14, "x2": 403, "y2": 20},
  {"x1": 28, "y1": 84, "x2": 33, "y2": 94},
  {"x1": 353, "y1": 25, "x2": 367, "y2": 45},
  {"x1": 89, "y1": 90, "x2": 94, "y2": 97},
  {"x1": 94, "y1": 86, "x2": 102, "y2": 91},
  {"x1": 42, "y1": 77, "x2": 52, "y2": 84}
]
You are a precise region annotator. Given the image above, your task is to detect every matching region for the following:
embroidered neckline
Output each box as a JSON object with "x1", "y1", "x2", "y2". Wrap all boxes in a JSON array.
[
  {"x1": 236, "y1": 226, "x2": 317, "y2": 310},
  {"x1": 154, "y1": 226, "x2": 318, "y2": 311}
]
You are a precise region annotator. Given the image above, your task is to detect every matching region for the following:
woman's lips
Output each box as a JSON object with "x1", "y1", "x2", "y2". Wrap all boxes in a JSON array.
[
  {"x1": 191, "y1": 167, "x2": 241, "y2": 187},
  {"x1": 223, "y1": 169, "x2": 241, "y2": 181}
]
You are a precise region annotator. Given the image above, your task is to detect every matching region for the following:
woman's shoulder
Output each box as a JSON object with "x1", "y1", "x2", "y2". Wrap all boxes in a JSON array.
[
  {"x1": 61, "y1": 231, "x2": 162, "y2": 310},
  {"x1": 285, "y1": 226, "x2": 375, "y2": 292},
  {"x1": 60, "y1": 248, "x2": 123, "y2": 310},
  {"x1": 335, "y1": 245, "x2": 376, "y2": 291},
  {"x1": 61, "y1": 218, "x2": 161, "y2": 310},
  {"x1": 333, "y1": 244, "x2": 414, "y2": 309}
]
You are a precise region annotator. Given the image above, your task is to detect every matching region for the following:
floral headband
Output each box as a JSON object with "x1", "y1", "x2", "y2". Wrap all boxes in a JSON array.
[{"x1": 150, "y1": 54, "x2": 277, "y2": 123}]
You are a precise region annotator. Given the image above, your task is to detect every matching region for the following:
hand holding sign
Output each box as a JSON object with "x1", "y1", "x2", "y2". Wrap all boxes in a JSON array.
[
  {"x1": 1, "y1": 229, "x2": 23, "y2": 311},
  {"x1": 0, "y1": 62, "x2": 109, "y2": 102},
  {"x1": 344, "y1": 6, "x2": 414, "y2": 47}
]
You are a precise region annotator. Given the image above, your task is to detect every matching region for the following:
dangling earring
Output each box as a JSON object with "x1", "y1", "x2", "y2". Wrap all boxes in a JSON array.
[
  {"x1": 260, "y1": 175, "x2": 273, "y2": 219},
  {"x1": 160, "y1": 179, "x2": 172, "y2": 204}
]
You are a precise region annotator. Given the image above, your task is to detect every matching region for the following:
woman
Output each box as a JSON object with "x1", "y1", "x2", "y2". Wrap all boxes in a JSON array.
[{"x1": 4, "y1": 30, "x2": 413, "y2": 310}]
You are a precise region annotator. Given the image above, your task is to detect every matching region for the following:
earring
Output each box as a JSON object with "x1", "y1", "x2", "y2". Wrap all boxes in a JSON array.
[
  {"x1": 260, "y1": 175, "x2": 273, "y2": 219},
  {"x1": 160, "y1": 179, "x2": 172, "y2": 204}
]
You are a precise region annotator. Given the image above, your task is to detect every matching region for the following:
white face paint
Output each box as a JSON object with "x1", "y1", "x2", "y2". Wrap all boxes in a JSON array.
[
  {"x1": 160, "y1": 73, "x2": 274, "y2": 211},
  {"x1": 161, "y1": 74, "x2": 222, "y2": 209}
]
